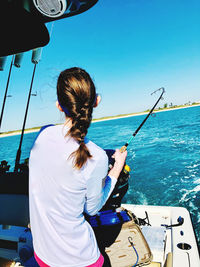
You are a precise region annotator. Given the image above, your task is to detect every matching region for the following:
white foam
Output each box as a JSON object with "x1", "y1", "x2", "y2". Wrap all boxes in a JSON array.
[
  {"x1": 139, "y1": 192, "x2": 148, "y2": 205},
  {"x1": 180, "y1": 184, "x2": 200, "y2": 203},
  {"x1": 194, "y1": 178, "x2": 200, "y2": 184}
]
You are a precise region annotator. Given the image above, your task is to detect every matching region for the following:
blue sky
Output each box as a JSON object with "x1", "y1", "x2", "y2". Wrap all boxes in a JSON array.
[{"x1": 0, "y1": 0, "x2": 200, "y2": 132}]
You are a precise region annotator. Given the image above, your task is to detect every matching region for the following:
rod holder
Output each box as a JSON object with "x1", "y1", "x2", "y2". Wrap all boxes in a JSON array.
[
  {"x1": 32, "y1": 47, "x2": 42, "y2": 64},
  {"x1": 14, "y1": 53, "x2": 24, "y2": 68},
  {"x1": 0, "y1": 56, "x2": 7, "y2": 71}
]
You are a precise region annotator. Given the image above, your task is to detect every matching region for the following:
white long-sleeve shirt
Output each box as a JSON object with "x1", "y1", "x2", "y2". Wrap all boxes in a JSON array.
[{"x1": 29, "y1": 124, "x2": 117, "y2": 267}]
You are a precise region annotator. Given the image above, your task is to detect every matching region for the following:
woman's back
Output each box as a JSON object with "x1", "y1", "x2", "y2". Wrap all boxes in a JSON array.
[{"x1": 29, "y1": 124, "x2": 108, "y2": 267}]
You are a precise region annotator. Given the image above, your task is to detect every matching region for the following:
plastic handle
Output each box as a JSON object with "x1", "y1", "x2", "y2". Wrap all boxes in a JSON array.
[{"x1": 120, "y1": 146, "x2": 127, "y2": 153}]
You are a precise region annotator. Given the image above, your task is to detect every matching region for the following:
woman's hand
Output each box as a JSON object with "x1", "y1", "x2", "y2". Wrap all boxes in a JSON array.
[{"x1": 108, "y1": 149, "x2": 127, "y2": 179}]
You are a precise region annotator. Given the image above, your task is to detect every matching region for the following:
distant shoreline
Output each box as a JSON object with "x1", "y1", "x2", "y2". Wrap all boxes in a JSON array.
[
  {"x1": 92, "y1": 103, "x2": 200, "y2": 123},
  {"x1": 0, "y1": 104, "x2": 200, "y2": 138}
]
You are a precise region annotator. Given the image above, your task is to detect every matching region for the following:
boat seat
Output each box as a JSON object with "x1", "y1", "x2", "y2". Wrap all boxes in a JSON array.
[{"x1": 105, "y1": 218, "x2": 152, "y2": 267}]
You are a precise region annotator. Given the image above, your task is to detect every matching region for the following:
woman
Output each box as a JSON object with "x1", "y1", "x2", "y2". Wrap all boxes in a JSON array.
[{"x1": 29, "y1": 67, "x2": 127, "y2": 267}]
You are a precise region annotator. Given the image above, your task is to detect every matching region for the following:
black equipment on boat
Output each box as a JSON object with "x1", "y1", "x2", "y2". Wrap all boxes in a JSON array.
[
  {"x1": 0, "y1": 161, "x2": 10, "y2": 174},
  {"x1": 161, "y1": 216, "x2": 184, "y2": 229}
]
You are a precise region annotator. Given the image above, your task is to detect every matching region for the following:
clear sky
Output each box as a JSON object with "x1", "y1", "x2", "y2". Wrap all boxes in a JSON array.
[{"x1": 0, "y1": 0, "x2": 200, "y2": 132}]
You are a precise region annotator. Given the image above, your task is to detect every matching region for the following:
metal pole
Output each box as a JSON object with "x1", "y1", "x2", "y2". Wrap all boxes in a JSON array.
[
  {"x1": 14, "y1": 63, "x2": 37, "y2": 172},
  {"x1": 0, "y1": 55, "x2": 14, "y2": 129}
]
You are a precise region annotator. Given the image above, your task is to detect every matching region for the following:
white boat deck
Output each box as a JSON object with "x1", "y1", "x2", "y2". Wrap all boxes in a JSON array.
[{"x1": 122, "y1": 204, "x2": 200, "y2": 267}]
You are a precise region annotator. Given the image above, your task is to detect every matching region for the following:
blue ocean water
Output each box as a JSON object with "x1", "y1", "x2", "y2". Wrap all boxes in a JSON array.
[{"x1": 0, "y1": 106, "x2": 200, "y2": 245}]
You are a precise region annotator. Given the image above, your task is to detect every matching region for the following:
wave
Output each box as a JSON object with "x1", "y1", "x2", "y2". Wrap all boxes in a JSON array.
[{"x1": 180, "y1": 185, "x2": 200, "y2": 203}]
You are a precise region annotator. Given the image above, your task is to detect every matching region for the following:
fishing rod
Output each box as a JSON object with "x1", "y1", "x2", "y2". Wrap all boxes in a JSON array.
[
  {"x1": 14, "y1": 64, "x2": 37, "y2": 172},
  {"x1": 120, "y1": 87, "x2": 165, "y2": 152},
  {"x1": 103, "y1": 87, "x2": 165, "y2": 210},
  {"x1": 0, "y1": 54, "x2": 23, "y2": 130},
  {"x1": 0, "y1": 55, "x2": 14, "y2": 129},
  {"x1": 14, "y1": 48, "x2": 42, "y2": 172}
]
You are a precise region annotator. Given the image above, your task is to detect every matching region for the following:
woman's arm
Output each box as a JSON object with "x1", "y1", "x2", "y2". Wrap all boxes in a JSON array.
[
  {"x1": 108, "y1": 149, "x2": 127, "y2": 179},
  {"x1": 84, "y1": 149, "x2": 127, "y2": 216}
]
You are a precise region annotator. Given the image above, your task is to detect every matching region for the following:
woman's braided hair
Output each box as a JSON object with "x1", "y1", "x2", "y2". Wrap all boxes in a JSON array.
[{"x1": 57, "y1": 67, "x2": 96, "y2": 169}]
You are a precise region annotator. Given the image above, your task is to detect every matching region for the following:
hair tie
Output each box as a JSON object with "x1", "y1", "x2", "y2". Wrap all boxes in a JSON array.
[
  {"x1": 93, "y1": 94, "x2": 98, "y2": 107},
  {"x1": 83, "y1": 103, "x2": 89, "y2": 108},
  {"x1": 79, "y1": 138, "x2": 85, "y2": 144}
]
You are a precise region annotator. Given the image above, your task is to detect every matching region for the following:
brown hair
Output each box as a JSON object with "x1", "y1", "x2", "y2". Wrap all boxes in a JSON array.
[{"x1": 57, "y1": 67, "x2": 96, "y2": 169}]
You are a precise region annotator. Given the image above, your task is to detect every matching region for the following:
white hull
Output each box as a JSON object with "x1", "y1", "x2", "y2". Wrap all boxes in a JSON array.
[{"x1": 122, "y1": 204, "x2": 200, "y2": 267}]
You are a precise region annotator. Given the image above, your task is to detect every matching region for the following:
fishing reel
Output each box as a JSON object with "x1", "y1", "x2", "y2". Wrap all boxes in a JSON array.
[
  {"x1": 18, "y1": 158, "x2": 29, "y2": 173},
  {"x1": 101, "y1": 149, "x2": 131, "y2": 211},
  {"x1": 0, "y1": 160, "x2": 10, "y2": 174}
]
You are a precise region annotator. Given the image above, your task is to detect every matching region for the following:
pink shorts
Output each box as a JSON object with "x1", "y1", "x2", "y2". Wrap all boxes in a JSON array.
[{"x1": 34, "y1": 252, "x2": 104, "y2": 267}]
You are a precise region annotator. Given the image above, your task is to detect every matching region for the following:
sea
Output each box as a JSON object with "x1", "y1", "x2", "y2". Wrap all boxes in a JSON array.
[{"x1": 0, "y1": 105, "x2": 200, "y2": 246}]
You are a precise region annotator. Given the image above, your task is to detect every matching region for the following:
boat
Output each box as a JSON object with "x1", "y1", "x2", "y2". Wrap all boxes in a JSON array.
[
  {"x1": 0, "y1": 1, "x2": 199, "y2": 266},
  {"x1": 0, "y1": 201, "x2": 199, "y2": 266}
]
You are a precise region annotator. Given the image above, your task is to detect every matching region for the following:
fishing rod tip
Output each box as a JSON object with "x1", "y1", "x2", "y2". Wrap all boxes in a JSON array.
[{"x1": 151, "y1": 87, "x2": 165, "y2": 95}]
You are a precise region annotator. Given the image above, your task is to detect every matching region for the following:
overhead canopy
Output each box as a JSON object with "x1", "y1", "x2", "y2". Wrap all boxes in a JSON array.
[
  {"x1": 0, "y1": 2, "x2": 49, "y2": 57},
  {"x1": 0, "y1": 0, "x2": 98, "y2": 57}
]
